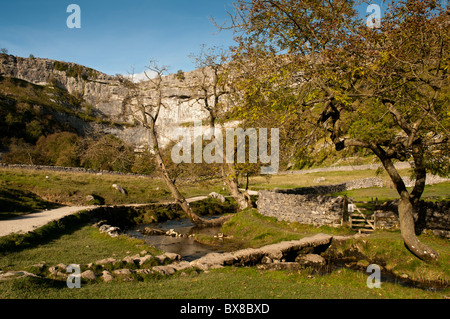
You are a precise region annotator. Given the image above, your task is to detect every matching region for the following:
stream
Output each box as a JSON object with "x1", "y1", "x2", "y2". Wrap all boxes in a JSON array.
[
  {"x1": 125, "y1": 217, "x2": 447, "y2": 292},
  {"x1": 125, "y1": 216, "x2": 226, "y2": 261}
]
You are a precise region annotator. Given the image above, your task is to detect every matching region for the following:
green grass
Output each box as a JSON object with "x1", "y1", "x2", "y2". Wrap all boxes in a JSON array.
[
  {"x1": 0, "y1": 167, "x2": 226, "y2": 211},
  {"x1": 0, "y1": 167, "x2": 448, "y2": 299},
  {"x1": 334, "y1": 182, "x2": 450, "y2": 202},
  {"x1": 0, "y1": 187, "x2": 62, "y2": 220},
  {"x1": 0, "y1": 266, "x2": 447, "y2": 299},
  {"x1": 324, "y1": 231, "x2": 450, "y2": 284},
  {"x1": 195, "y1": 209, "x2": 354, "y2": 250},
  {"x1": 248, "y1": 169, "x2": 418, "y2": 191},
  {"x1": 0, "y1": 225, "x2": 161, "y2": 272},
  {"x1": 0, "y1": 207, "x2": 448, "y2": 299}
]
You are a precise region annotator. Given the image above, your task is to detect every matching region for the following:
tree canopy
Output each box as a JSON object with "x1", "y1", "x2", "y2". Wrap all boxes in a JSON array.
[{"x1": 224, "y1": 0, "x2": 449, "y2": 261}]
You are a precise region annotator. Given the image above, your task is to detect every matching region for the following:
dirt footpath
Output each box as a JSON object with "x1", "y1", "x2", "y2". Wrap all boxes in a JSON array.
[
  {"x1": 0, "y1": 196, "x2": 215, "y2": 238},
  {"x1": 0, "y1": 206, "x2": 96, "y2": 237}
]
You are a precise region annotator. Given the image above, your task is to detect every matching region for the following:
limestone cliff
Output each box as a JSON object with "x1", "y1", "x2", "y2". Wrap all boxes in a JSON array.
[{"x1": 0, "y1": 53, "x2": 210, "y2": 148}]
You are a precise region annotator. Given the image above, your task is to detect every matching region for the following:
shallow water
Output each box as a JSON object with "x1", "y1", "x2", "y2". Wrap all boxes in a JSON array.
[
  {"x1": 126, "y1": 218, "x2": 448, "y2": 291},
  {"x1": 125, "y1": 216, "x2": 225, "y2": 261}
]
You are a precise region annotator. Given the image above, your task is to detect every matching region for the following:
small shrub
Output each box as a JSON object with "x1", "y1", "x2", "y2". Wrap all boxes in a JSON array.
[{"x1": 176, "y1": 69, "x2": 185, "y2": 81}]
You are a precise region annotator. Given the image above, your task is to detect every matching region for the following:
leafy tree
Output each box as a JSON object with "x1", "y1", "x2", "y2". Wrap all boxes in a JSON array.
[
  {"x1": 176, "y1": 69, "x2": 185, "y2": 81},
  {"x1": 225, "y1": 0, "x2": 449, "y2": 261},
  {"x1": 189, "y1": 45, "x2": 255, "y2": 210},
  {"x1": 80, "y1": 133, "x2": 134, "y2": 172},
  {"x1": 2, "y1": 138, "x2": 38, "y2": 165},
  {"x1": 35, "y1": 132, "x2": 81, "y2": 167}
]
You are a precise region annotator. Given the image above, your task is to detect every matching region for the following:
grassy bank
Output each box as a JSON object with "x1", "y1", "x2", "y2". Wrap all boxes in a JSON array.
[
  {"x1": 1, "y1": 265, "x2": 447, "y2": 299},
  {"x1": 334, "y1": 182, "x2": 450, "y2": 202},
  {"x1": 197, "y1": 209, "x2": 449, "y2": 285},
  {"x1": 0, "y1": 167, "x2": 227, "y2": 218},
  {"x1": 1, "y1": 167, "x2": 448, "y2": 220},
  {"x1": 1, "y1": 167, "x2": 449, "y2": 299},
  {"x1": 196, "y1": 209, "x2": 354, "y2": 249},
  {"x1": 0, "y1": 208, "x2": 448, "y2": 299}
]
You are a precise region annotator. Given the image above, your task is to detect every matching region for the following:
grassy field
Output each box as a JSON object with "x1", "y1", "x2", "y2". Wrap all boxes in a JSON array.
[
  {"x1": 0, "y1": 225, "x2": 161, "y2": 271},
  {"x1": 335, "y1": 182, "x2": 450, "y2": 202},
  {"x1": 0, "y1": 167, "x2": 227, "y2": 219},
  {"x1": 0, "y1": 167, "x2": 448, "y2": 299},
  {"x1": 1, "y1": 167, "x2": 448, "y2": 220},
  {"x1": 249, "y1": 168, "x2": 404, "y2": 190},
  {"x1": 1, "y1": 207, "x2": 448, "y2": 299},
  {"x1": 1, "y1": 266, "x2": 447, "y2": 299}
]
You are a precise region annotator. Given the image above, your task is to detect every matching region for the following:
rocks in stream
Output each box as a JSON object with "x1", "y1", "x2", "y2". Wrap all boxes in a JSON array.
[
  {"x1": 139, "y1": 227, "x2": 196, "y2": 238},
  {"x1": 140, "y1": 227, "x2": 166, "y2": 236},
  {"x1": 92, "y1": 220, "x2": 122, "y2": 238},
  {"x1": 6, "y1": 233, "x2": 387, "y2": 285}
]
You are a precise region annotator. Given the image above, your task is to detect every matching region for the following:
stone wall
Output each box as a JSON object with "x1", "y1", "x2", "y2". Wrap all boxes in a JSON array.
[
  {"x1": 256, "y1": 190, "x2": 345, "y2": 228},
  {"x1": 272, "y1": 178, "x2": 385, "y2": 196},
  {"x1": 374, "y1": 200, "x2": 450, "y2": 238},
  {"x1": 257, "y1": 186, "x2": 450, "y2": 238},
  {"x1": 0, "y1": 163, "x2": 150, "y2": 177}
]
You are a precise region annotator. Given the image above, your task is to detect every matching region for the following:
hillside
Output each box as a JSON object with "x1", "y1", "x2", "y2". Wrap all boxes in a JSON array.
[
  {"x1": 0, "y1": 53, "x2": 375, "y2": 171},
  {"x1": 0, "y1": 54, "x2": 212, "y2": 148}
]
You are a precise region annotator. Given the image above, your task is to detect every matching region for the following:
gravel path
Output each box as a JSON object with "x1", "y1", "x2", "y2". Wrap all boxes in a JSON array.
[
  {"x1": 0, "y1": 197, "x2": 213, "y2": 238},
  {"x1": 0, "y1": 206, "x2": 97, "y2": 238}
]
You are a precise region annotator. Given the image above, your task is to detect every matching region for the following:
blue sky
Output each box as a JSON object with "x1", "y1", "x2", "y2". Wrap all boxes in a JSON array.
[
  {"x1": 0, "y1": 0, "x2": 413, "y2": 77},
  {"x1": 0, "y1": 1, "x2": 236, "y2": 75}
]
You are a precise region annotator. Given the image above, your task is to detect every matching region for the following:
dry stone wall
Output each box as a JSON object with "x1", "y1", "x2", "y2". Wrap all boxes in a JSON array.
[
  {"x1": 257, "y1": 181, "x2": 450, "y2": 238},
  {"x1": 257, "y1": 190, "x2": 345, "y2": 228},
  {"x1": 374, "y1": 200, "x2": 450, "y2": 238}
]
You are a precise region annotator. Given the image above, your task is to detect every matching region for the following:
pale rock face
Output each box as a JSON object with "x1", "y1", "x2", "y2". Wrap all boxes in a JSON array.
[{"x1": 0, "y1": 54, "x2": 213, "y2": 149}]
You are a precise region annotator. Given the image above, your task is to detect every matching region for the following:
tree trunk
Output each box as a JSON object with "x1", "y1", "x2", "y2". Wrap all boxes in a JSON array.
[
  {"x1": 207, "y1": 115, "x2": 253, "y2": 211},
  {"x1": 398, "y1": 195, "x2": 439, "y2": 262},
  {"x1": 222, "y1": 163, "x2": 253, "y2": 210},
  {"x1": 149, "y1": 121, "x2": 231, "y2": 227},
  {"x1": 375, "y1": 149, "x2": 439, "y2": 262}
]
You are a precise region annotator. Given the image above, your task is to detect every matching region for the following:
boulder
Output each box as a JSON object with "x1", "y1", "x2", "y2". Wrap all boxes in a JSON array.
[
  {"x1": 140, "y1": 227, "x2": 166, "y2": 236},
  {"x1": 95, "y1": 257, "x2": 117, "y2": 265},
  {"x1": 112, "y1": 184, "x2": 128, "y2": 195},
  {"x1": 98, "y1": 225, "x2": 121, "y2": 238},
  {"x1": 113, "y1": 269, "x2": 132, "y2": 276},
  {"x1": 170, "y1": 261, "x2": 192, "y2": 272},
  {"x1": 86, "y1": 194, "x2": 105, "y2": 205},
  {"x1": 135, "y1": 269, "x2": 154, "y2": 275},
  {"x1": 209, "y1": 192, "x2": 226, "y2": 203},
  {"x1": 155, "y1": 255, "x2": 168, "y2": 265},
  {"x1": 153, "y1": 265, "x2": 176, "y2": 276},
  {"x1": 138, "y1": 254, "x2": 153, "y2": 266},
  {"x1": 164, "y1": 252, "x2": 181, "y2": 261},
  {"x1": 101, "y1": 271, "x2": 114, "y2": 282},
  {"x1": 122, "y1": 256, "x2": 136, "y2": 264},
  {"x1": 295, "y1": 254, "x2": 326, "y2": 267},
  {"x1": 81, "y1": 270, "x2": 96, "y2": 281}
]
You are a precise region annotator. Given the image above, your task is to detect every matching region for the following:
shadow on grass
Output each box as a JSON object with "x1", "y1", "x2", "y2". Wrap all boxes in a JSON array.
[
  {"x1": 0, "y1": 187, "x2": 63, "y2": 220},
  {"x1": 0, "y1": 210, "x2": 92, "y2": 255},
  {"x1": 1, "y1": 275, "x2": 69, "y2": 296}
]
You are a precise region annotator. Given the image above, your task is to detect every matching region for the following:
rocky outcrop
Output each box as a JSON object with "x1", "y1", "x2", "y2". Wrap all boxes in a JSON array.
[
  {"x1": 0, "y1": 53, "x2": 212, "y2": 148},
  {"x1": 190, "y1": 233, "x2": 333, "y2": 270}
]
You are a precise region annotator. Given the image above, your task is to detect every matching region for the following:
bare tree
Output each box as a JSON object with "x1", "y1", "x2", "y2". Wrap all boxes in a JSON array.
[{"x1": 119, "y1": 60, "x2": 231, "y2": 227}]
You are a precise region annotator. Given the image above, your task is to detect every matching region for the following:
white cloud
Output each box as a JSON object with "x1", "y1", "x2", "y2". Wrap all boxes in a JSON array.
[{"x1": 123, "y1": 69, "x2": 158, "y2": 83}]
